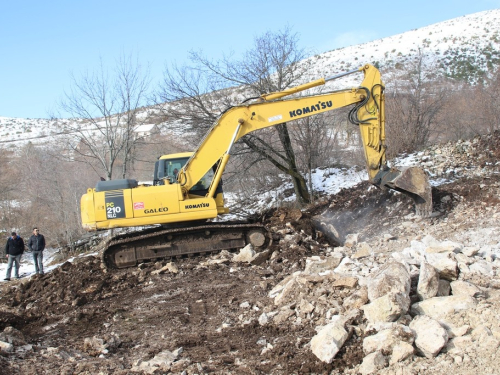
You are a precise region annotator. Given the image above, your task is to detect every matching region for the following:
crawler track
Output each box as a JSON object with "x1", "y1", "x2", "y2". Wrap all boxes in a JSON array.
[{"x1": 102, "y1": 223, "x2": 271, "y2": 268}]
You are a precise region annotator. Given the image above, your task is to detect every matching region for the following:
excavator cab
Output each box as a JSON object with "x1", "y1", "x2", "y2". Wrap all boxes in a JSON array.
[
  {"x1": 154, "y1": 153, "x2": 191, "y2": 185},
  {"x1": 154, "y1": 152, "x2": 222, "y2": 197}
]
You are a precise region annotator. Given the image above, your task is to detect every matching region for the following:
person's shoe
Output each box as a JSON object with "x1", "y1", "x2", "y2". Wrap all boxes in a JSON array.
[
  {"x1": 3, "y1": 278, "x2": 10, "y2": 281},
  {"x1": 15, "y1": 277, "x2": 20, "y2": 280}
]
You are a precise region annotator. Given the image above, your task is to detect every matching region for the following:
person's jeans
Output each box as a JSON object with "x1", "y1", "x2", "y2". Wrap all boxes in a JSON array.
[
  {"x1": 5, "y1": 254, "x2": 22, "y2": 279},
  {"x1": 33, "y1": 251, "x2": 44, "y2": 274}
]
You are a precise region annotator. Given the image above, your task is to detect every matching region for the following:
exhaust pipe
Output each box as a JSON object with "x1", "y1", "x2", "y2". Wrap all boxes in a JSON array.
[{"x1": 372, "y1": 166, "x2": 432, "y2": 217}]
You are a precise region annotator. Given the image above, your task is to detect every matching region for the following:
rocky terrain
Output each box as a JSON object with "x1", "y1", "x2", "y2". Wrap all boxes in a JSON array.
[{"x1": 0, "y1": 131, "x2": 499, "y2": 374}]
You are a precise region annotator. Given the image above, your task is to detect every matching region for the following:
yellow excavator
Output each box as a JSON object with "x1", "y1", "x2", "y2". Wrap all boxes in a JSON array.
[{"x1": 81, "y1": 64, "x2": 432, "y2": 268}]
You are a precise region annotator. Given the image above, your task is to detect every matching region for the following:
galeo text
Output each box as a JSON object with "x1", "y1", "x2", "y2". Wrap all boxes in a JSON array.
[{"x1": 144, "y1": 207, "x2": 169, "y2": 214}]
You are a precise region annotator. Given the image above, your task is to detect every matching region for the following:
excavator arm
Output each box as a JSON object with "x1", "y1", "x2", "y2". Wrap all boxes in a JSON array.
[{"x1": 177, "y1": 64, "x2": 431, "y2": 215}]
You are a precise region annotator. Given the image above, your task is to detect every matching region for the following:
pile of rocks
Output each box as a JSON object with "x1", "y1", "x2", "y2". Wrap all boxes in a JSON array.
[{"x1": 263, "y1": 226, "x2": 500, "y2": 374}]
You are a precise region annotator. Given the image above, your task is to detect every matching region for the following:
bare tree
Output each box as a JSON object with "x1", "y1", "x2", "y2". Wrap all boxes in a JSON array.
[
  {"x1": 15, "y1": 143, "x2": 94, "y2": 248},
  {"x1": 0, "y1": 147, "x2": 16, "y2": 236},
  {"x1": 472, "y1": 66, "x2": 500, "y2": 134},
  {"x1": 0, "y1": 148, "x2": 13, "y2": 199},
  {"x1": 59, "y1": 53, "x2": 152, "y2": 180},
  {"x1": 158, "y1": 27, "x2": 316, "y2": 204},
  {"x1": 290, "y1": 111, "x2": 344, "y2": 198},
  {"x1": 385, "y1": 53, "x2": 451, "y2": 155}
]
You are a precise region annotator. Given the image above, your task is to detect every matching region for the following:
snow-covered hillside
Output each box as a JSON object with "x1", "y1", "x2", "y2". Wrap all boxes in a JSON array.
[
  {"x1": 1, "y1": 9, "x2": 499, "y2": 147},
  {"x1": 305, "y1": 9, "x2": 500, "y2": 84}
]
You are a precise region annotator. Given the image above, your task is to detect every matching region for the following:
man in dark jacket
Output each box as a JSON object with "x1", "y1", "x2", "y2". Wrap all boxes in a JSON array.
[
  {"x1": 4, "y1": 231, "x2": 24, "y2": 281},
  {"x1": 28, "y1": 227, "x2": 46, "y2": 275}
]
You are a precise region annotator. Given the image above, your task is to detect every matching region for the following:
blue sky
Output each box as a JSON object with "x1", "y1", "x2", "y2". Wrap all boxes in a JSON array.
[{"x1": 1, "y1": 0, "x2": 499, "y2": 119}]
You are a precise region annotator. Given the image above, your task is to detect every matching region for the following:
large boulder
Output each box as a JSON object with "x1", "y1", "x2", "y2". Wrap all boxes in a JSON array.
[{"x1": 367, "y1": 261, "x2": 411, "y2": 301}]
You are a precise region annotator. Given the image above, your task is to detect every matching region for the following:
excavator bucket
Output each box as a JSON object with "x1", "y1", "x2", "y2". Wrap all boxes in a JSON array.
[{"x1": 372, "y1": 166, "x2": 432, "y2": 217}]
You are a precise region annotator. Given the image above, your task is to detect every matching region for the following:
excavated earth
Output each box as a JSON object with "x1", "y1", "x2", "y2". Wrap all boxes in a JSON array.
[{"x1": 0, "y1": 131, "x2": 499, "y2": 374}]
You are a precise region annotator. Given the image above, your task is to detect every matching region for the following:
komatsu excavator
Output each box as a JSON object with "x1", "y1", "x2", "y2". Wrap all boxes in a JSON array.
[{"x1": 81, "y1": 64, "x2": 432, "y2": 268}]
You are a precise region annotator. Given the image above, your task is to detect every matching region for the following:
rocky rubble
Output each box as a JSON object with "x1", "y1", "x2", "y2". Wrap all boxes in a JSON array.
[
  {"x1": 268, "y1": 227, "x2": 500, "y2": 374},
  {"x1": 0, "y1": 131, "x2": 499, "y2": 374}
]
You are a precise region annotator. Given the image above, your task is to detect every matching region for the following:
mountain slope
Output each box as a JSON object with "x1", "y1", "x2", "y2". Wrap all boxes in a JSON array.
[
  {"x1": 305, "y1": 9, "x2": 500, "y2": 84},
  {"x1": 1, "y1": 9, "x2": 499, "y2": 144}
]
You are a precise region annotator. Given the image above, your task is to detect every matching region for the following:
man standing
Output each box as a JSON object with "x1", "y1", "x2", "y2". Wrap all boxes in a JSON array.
[
  {"x1": 4, "y1": 231, "x2": 24, "y2": 281},
  {"x1": 28, "y1": 227, "x2": 45, "y2": 275}
]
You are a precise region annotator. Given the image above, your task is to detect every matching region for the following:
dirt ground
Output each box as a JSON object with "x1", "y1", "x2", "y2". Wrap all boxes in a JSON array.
[{"x1": 0, "y1": 132, "x2": 499, "y2": 374}]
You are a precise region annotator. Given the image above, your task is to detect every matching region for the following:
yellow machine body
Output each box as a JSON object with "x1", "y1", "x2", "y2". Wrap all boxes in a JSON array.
[{"x1": 81, "y1": 64, "x2": 431, "y2": 231}]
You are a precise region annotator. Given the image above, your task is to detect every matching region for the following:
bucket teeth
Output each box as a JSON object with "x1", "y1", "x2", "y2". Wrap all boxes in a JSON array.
[{"x1": 373, "y1": 166, "x2": 432, "y2": 217}]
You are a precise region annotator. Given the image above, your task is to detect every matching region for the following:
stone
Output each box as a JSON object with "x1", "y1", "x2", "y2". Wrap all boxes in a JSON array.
[
  {"x1": 410, "y1": 315, "x2": 448, "y2": 358},
  {"x1": 445, "y1": 336, "x2": 473, "y2": 354},
  {"x1": 417, "y1": 261, "x2": 439, "y2": 300},
  {"x1": 298, "y1": 299, "x2": 315, "y2": 314},
  {"x1": 273, "y1": 306, "x2": 295, "y2": 324},
  {"x1": 258, "y1": 313, "x2": 269, "y2": 326},
  {"x1": 151, "y1": 262, "x2": 178, "y2": 275},
  {"x1": 436, "y1": 279, "x2": 451, "y2": 296},
  {"x1": 411, "y1": 295, "x2": 477, "y2": 319},
  {"x1": 422, "y1": 235, "x2": 441, "y2": 248},
  {"x1": 331, "y1": 276, "x2": 358, "y2": 288},
  {"x1": 310, "y1": 316, "x2": 349, "y2": 363},
  {"x1": 342, "y1": 287, "x2": 368, "y2": 310},
  {"x1": 450, "y1": 280, "x2": 483, "y2": 298},
  {"x1": 367, "y1": 261, "x2": 411, "y2": 302},
  {"x1": 359, "y1": 351, "x2": 387, "y2": 374},
  {"x1": 353, "y1": 243, "x2": 371, "y2": 259},
  {"x1": 389, "y1": 342, "x2": 414, "y2": 364},
  {"x1": 425, "y1": 252, "x2": 458, "y2": 281},
  {"x1": 303, "y1": 254, "x2": 343, "y2": 275},
  {"x1": 383, "y1": 233, "x2": 396, "y2": 241},
  {"x1": 0, "y1": 326, "x2": 26, "y2": 346},
  {"x1": 468, "y1": 260, "x2": 494, "y2": 276},
  {"x1": 131, "y1": 348, "x2": 182, "y2": 374},
  {"x1": 362, "y1": 292, "x2": 410, "y2": 324},
  {"x1": 363, "y1": 324, "x2": 414, "y2": 355},
  {"x1": 0, "y1": 341, "x2": 13, "y2": 353},
  {"x1": 344, "y1": 233, "x2": 359, "y2": 248},
  {"x1": 83, "y1": 337, "x2": 107, "y2": 357},
  {"x1": 425, "y1": 240, "x2": 463, "y2": 254},
  {"x1": 269, "y1": 272, "x2": 300, "y2": 306},
  {"x1": 462, "y1": 247, "x2": 479, "y2": 257},
  {"x1": 233, "y1": 244, "x2": 256, "y2": 263},
  {"x1": 250, "y1": 249, "x2": 272, "y2": 266}
]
